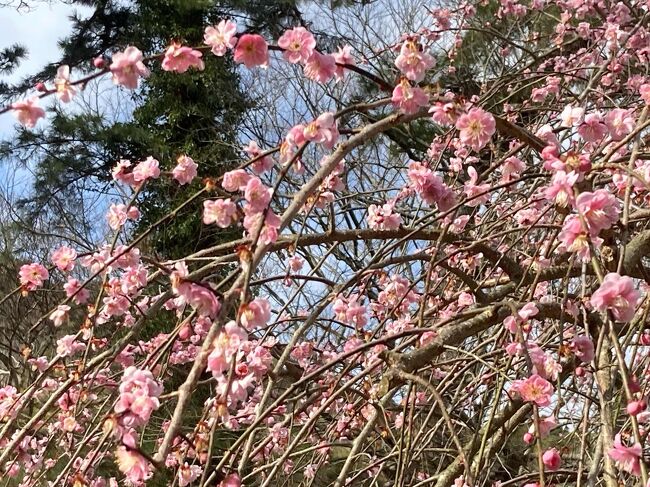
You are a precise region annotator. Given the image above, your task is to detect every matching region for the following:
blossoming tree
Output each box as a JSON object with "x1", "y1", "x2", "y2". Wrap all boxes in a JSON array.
[{"x1": 2, "y1": 0, "x2": 650, "y2": 486}]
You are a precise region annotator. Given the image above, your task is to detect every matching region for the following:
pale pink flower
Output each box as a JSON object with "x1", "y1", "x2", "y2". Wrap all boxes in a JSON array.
[
  {"x1": 162, "y1": 43, "x2": 204, "y2": 73},
  {"x1": 115, "y1": 446, "x2": 151, "y2": 483},
  {"x1": 19, "y1": 263, "x2": 49, "y2": 291},
  {"x1": 333, "y1": 45, "x2": 355, "y2": 81},
  {"x1": 455, "y1": 108, "x2": 496, "y2": 151},
  {"x1": 222, "y1": 169, "x2": 251, "y2": 192},
  {"x1": 181, "y1": 283, "x2": 221, "y2": 318},
  {"x1": 110, "y1": 46, "x2": 149, "y2": 90},
  {"x1": 395, "y1": 40, "x2": 435, "y2": 82},
  {"x1": 559, "y1": 104, "x2": 584, "y2": 127},
  {"x1": 114, "y1": 366, "x2": 163, "y2": 428},
  {"x1": 172, "y1": 155, "x2": 198, "y2": 185},
  {"x1": 132, "y1": 156, "x2": 160, "y2": 183},
  {"x1": 242, "y1": 209, "x2": 281, "y2": 245},
  {"x1": 578, "y1": 113, "x2": 607, "y2": 143},
  {"x1": 240, "y1": 298, "x2": 271, "y2": 330},
  {"x1": 590, "y1": 273, "x2": 640, "y2": 322},
  {"x1": 430, "y1": 100, "x2": 460, "y2": 126},
  {"x1": 576, "y1": 190, "x2": 620, "y2": 235},
  {"x1": 50, "y1": 305, "x2": 71, "y2": 327},
  {"x1": 204, "y1": 20, "x2": 237, "y2": 56},
  {"x1": 51, "y1": 246, "x2": 77, "y2": 272},
  {"x1": 367, "y1": 201, "x2": 402, "y2": 230},
  {"x1": 463, "y1": 166, "x2": 490, "y2": 206},
  {"x1": 234, "y1": 34, "x2": 269, "y2": 68},
  {"x1": 244, "y1": 140, "x2": 274, "y2": 174},
  {"x1": 542, "y1": 448, "x2": 561, "y2": 471},
  {"x1": 107, "y1": 203, "x2": 140, "y2": 230},
  {"x1": 571, "y1": 335, "x2": 595, "y2": 363},
  {"x1": 54, "y1": 65, "x2": 76, "y2": 103},
  {"x1": 558, "y1": 215, "x2": 598, "y2": 262},
  {"x1": 243, "y1": 177, "x2": 272, "y2": 213},
  {"x1": 510, "y1": 374, "x2": 553, "y2": 406},
  {"x1": 303, "y1": 52, "x2": 337, "y2": 83},
  {"x1": 500, "y1": 156, "x2": 526, "y2": 182},
  {"x1": 64, "y1": 277, "x2": 90, "y2": 305},
  {"x1": 112, "y1": 159, "x2": 136, "y2": 186},
  {"x1": 544, "y1": 171, "x2": 578, "y2": 207},
  {"x1": 203, "y1": 199, "x2": 238, "y2": 227},
  {"x1": 278, "y1": 27, "x2": 316, "y2": 64},
  {"x1": 407, "y1": 161, "x2": 456, "y2": 210},
  {"x1": 303, "y1": 112, "x2": 339, "y2": 149},
  {"x1": 56, "y1": 334, "x2": 85, "y2": 357},
  {"x1": 605, "y1": 108, "x2": 636, "y2": 140},
  {"x1": 11, "y1": 97, "x2": 45, "y2": 128},
  {"x1": 207, "y1": 321, "x2": 248, "y2": 376},
  {"x1": 392, "y1": 79, "x2": 429, "y2": 114},
  {"x1": 608, "y1": 433, "x2": 642, "y2": 476},
  {"x1": 178, "y1": 463, "x2": 203, "y2": 487}
]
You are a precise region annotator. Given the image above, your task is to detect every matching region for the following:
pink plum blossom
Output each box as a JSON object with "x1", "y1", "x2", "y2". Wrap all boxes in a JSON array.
[
  {"x1": 110, "y1": 46, "x2": 149, "y2": 89},
  {"x1": 132, "y1": 156, "x2": 160, "y2": 184},
  {"x1": 50, "y1": 305, "x2": 71, "y2": 327},
  {"x1": 395, "y1": 39, "x2": 435, "y2": 82},
  {"x1": 244, "y1": 140, "x2": 274, "y2": 174},
  {"x1": 367, "y1": 201, "x2": 402, "y2": 230},
  {"x1": 608, "y1": 433, "x2": 642, "y2": 476},
  {"x1": 240, "y1": 298, "x2": 271, "y2": 330},
  {"x1": 219, "y1": 473, "x2": 242, "y2": 487},
  {"x1": 162, "y1": 43, "x2": 204, "y2": 73},
  {"x1": 54, "y1": 65, "x2": 76, "y2": 103},
  {"x1": 590, "y1": 273, "x2": 640, "y2": 322},
  {"x1": 304, "y1": 52, "x2": 337, "y2": 83},
  {"x1": 51, "y1": 246, "x2": 77, "y2": 272},
  {"x1": 303, "y1": 112, "x2": 339, "y2": 149},
  {"x1": 207, "y1": 320, "x2": 248, "y2": 377},
  {"x1": 173, "y1": 155, "x2": 198, "y2": 185},
  {"x1": 278, "y1": 27, "x2": 316, "y2": 64},
  {"x1": 510, "y1": 374, "x2": 554, "y2": 406},
  {"x1": 115, "y1": 445, "x2": 151, "y2": 483},
  {"x1": 19, "y1": 263, "x2": 49, "y2": 291},
  {"x1": 64, "y1": 277, "x2": 90, "y2": 305},
  {"x1": 114, "y1": 366, "x2": 163, "y2": 428},
  {"x1": 11, "y1": 97, "x2": 45, "y2": 128},
  {"x1": 455, "y1": 108, "x2": 496, "y2": 151},
  {"x1": 392, "y1": 79, "x2": 429, "y2": 114},
  {"x1": 234, "y1": 34, "x2": 269, "y2": 68},
  {"x1": 243, "y1": 177, "x2": 272, "y2": 213},
  {"x1": 544, "y1": 171, "x2": 578, "y2": 207},
  {"x1": 203, "y1": 199, "x2": 238, "y2": 227},
  {"x1": 222, "y1": 169, "x2": 252, "y2": 192},
  {"x1": 605, "y1": 108, "x2": 635, "y2": 140},
  {"x1": 578, "y1": 113, "x2": 607, "y2": 143},
  {"x1": 204, "y1": 20, "x2": 237, "y2": 56},
  {"x1": 333, "y1": 45, "x2": 355, "y2": 81},
  {"x1": 559, "y1": 104, "x2": 584, "y2": 127},
  {"x1": 571, "y1": 336, "x2": 595, "y2": 363},
  {"x1": 178, "y1": 463, "x2": 203, "y2": 486}
]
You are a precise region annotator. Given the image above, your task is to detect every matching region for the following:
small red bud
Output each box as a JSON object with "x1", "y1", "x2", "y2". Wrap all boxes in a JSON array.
[
  {"x1": 35, "y1": 82, "x2": 46, "y2": 92},
  {"x1": 93, "y1": 56, "x2": 105, "y2": 69},
  {"x1": 575, "y1": 366, "x2": 585, "y2": 377},
  {"x1": 523, "y1": 432, "x2": 534, "y2": 444}
]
